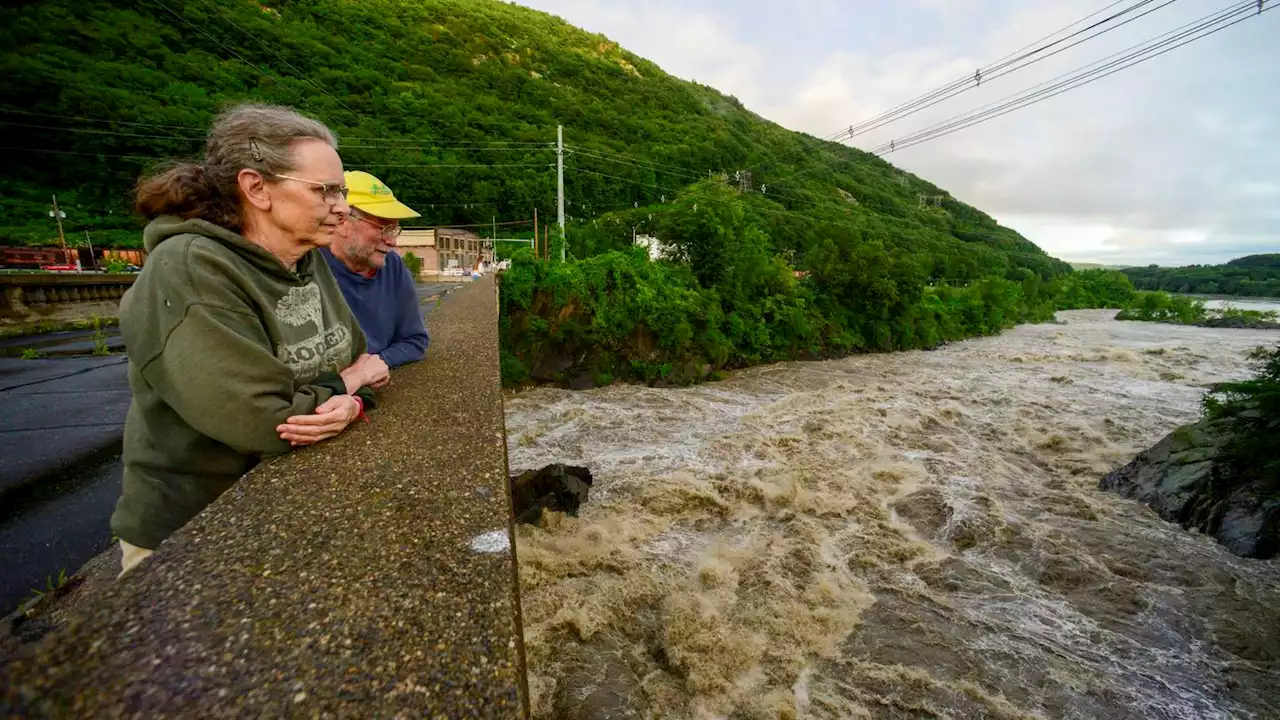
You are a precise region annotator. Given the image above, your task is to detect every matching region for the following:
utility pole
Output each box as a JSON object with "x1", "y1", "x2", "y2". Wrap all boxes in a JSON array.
[
  {"x1": 533, "y1": 207, "x2": 539, "y2": 259},
  {"x1": 556, "y1": 124, "x2": 565, "y2": 261},
  {"x1": 49, "y1": 194, "x2": 68, "y2": 263},
  {"x1": 84, "y1": 230, "x2": 94, "y2": 271}
]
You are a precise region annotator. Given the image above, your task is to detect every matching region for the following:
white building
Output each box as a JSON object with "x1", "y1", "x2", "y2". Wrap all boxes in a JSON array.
[{"x1": 635, "y1": 234, "x2": 667, "y2": 261}]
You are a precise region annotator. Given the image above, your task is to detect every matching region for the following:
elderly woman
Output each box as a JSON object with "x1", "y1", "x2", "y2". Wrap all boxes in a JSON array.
[{"x1": 111, "y1": 104, "x2": 388, "y2": 574}]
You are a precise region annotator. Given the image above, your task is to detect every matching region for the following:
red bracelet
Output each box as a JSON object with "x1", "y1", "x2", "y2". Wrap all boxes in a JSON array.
[{"x1": 352, "y1": 395, "x2": 370, "y2": 423}]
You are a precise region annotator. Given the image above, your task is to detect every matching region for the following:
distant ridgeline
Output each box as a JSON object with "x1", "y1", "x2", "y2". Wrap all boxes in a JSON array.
[{"x1": 1123, "y1": 255, "x2": 1280, "y2": 298}]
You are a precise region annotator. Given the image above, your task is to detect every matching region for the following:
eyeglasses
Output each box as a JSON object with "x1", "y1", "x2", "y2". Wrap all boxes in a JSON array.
[
  {"x1": 353, "y1": 213, "x2": 403, "y2": 240},
  {"x1": 270, "y1": 173, "x2": 349, "y2": 206}
]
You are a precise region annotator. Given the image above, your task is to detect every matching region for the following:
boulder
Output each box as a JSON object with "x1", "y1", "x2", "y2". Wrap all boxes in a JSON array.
[
  {"x1": 1196, "y1": 316, "x2": 1280, "y2": 330},
  {"x1": 1100, "y1": 420, "x2": 1278, "y2": 558},
  {"x1": 510, "y1": 464, "x2": 593, "y2": 524}
]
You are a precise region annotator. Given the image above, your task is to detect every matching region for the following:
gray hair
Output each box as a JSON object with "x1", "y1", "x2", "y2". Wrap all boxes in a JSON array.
[{"x1": 136, "y1": 103, "x2": 338, "y2": 230}]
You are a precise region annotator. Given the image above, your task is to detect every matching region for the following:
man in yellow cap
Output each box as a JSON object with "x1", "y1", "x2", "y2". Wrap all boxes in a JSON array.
[{"x1": 321, "y1": 171, "x2": 428, "y2": 374}]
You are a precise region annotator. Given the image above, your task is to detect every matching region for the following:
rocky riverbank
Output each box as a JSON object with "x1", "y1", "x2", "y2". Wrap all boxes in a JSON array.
[{"x1": 1100, "y1": 417, "x2": 1278, "y2": 558}]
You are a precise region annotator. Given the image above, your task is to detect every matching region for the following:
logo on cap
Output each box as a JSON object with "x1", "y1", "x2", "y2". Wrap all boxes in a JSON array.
[{"x1": 370, "y1": 182, "x2": 392, "y2": 196}]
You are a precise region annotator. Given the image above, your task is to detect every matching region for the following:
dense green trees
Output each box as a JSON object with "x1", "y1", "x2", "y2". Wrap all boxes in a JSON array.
[
  {"x1": 1123, "y1": 255, "x2": 1280, "y2": 297},
  {"x1": 499, "y1": 188, "x2": 1128, "y2": 387},
  {"x1": 3, "y1": 0, "x2": 1061, "y2": 289},
  {"x1": 1115, "y1": 290, "x2": 1277, "y2": 326},
  {"x1": 1203, "y1": 343, "x2": 1280, "y2": 509},
  {"x1": 1052, "y1": 268, "x2": 1136, "y2": 309},
  {"x1": 1115, "y1": 292, "x2": 1207, "y2": 324}
]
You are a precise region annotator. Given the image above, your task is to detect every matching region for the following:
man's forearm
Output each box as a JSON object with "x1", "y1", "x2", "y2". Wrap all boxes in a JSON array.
[{"x1": 378, "y1": 337, "x2": 427, "y2": 368}]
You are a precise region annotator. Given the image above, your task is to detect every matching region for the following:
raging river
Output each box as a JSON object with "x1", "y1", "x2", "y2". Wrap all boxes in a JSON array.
[{"x1": 505, "y1": 309, "x2": 1280, "y2": 719}]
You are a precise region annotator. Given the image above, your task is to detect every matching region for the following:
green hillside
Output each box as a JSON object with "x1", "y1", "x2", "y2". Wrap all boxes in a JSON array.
[
  {"x1": 1, "y1": 0, "x2": 1065, "y2": 281},
  {"x1": 1123, "y1": 254, "x2": 1280, "y2": 297},
  {"x1": 1, "y1": 0, "x2": 1132, "y2": 389}
]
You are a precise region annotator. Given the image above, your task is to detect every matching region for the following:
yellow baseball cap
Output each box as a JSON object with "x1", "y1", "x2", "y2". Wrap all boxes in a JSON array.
[{"x1": 343, "y1": 171, "x2": 420, "y2": 219}]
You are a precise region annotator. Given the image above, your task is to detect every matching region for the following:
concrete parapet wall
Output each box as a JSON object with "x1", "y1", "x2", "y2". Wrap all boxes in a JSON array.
[{"x1": 1, "y1": 275, "x2": 529, "y2": 717}]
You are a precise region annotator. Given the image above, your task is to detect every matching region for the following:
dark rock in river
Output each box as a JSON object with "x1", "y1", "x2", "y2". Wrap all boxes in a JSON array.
[
  {"x1": 510, "y1": 464, "x2": 593, "y2": 524},
  {"x1": 1195, "y1": 316, "x2": 1280, "y2": 330},
  {"x1": 1100, "y1": 419, "x2": 1279, "y2": 558}
]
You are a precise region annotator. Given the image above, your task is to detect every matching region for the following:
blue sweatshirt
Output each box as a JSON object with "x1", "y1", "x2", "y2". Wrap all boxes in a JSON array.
[{"x1": 320, "y1": 248, "x2": 428, "y2": 368}]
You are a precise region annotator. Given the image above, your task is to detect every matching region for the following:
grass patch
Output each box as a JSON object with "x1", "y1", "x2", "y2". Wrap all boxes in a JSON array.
[
  {"x1": 90, "y1": 315, "x2": 110, "y2": 356},
  {"x1": 0, "y1": 316, "x2": 119, "y2": 340},
  {"x1": 29, "y1": 569, "x2": 69, "y2": 601}
]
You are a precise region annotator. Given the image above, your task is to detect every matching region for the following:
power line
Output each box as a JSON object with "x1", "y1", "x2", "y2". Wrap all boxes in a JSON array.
[
  {"x1": 0, "y1": 110, "x2": 554, "y2": 150},
  {"x1": 343, "y1": 145, "x2": 553, "y2": 153},
  {"x1": 985, "y1": 0, "x2": 1136, "y2": 70},
  {"x1": 20, "y1": 74, "x2": 227, "y2": 104},
  {"x1": 565, "y1": 145, "x2": 705, "y2": 178},
  {"x1": 342, "y1": 140, "x2": 551, "y2": 148},
  {"x1": 3, "y1": 146, "x2": 554, "y2": 171},
  {"x1": 148, "y1": 0, "x2": 320, "y2": 112},
  {"x1": 743, "y1": 0, "x2": 1177, "y2": 177},
  {"x1": 878, "y1": 6, "x2": 1266, "y2": 154},
  {"x1": 0, "y1": 120, "x2": 203, "y2": 141},
  {"x1": 350, "y1": 162, "x2": 553, "y2": 168},
  {"x1": 0, "y1": 108, "x2": 205, "y2": 131},
  {"x1": 840, "y1": 0, "x2": 1168, "y2": 140},
  {"x1": 760, "y1": 0, "x2": 1256, "y2": 190},
  {"x1": 191, "y1": 0, "x2": 360, "y2": 118},
  {"x1": 872, "y1": 0, "x2": 1272, "y2": 155},
  {"x1": 0, "y1": 146, "x2": 163, "y2": 161},
  {"x1": 419, "y1": 200, "x2": 504, "y2": 207},
  {"x1": 568, "y1": 164, "x2": 683, "y2": 193},
  {"x1": 567, "y1": 162, "x2": 845, "y2": 223},
  {"x1": 839, "y1": 0, "x2": 1181, "y2": 141},
  {"x1": 871, "y1": 0, "x2": 1257, "y2": 152},
  {"x1": 406, "y1": 218, "x2": 534, "y2": 229},
  {"x1": 568, "y1": 149, "x2": 706, "y2": 182}
]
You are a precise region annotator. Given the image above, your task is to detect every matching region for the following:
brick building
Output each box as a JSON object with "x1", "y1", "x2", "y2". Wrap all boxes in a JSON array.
[{"x1": 396, "y1": 228, "x2": 494, "y2": 277}]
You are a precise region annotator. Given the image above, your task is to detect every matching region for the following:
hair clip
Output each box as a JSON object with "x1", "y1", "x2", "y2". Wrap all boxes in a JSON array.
[{"x1": 249, "y1": 139, "x2": 264, "y2": 163}]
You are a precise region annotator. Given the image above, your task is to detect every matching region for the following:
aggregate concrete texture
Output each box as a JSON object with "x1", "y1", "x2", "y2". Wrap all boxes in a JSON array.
[{"x1": 1, "y1": 275, "x2": 528, "y2": 718}]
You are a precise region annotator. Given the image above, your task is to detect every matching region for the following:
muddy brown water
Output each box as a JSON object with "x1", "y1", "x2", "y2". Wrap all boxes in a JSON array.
[{"x1": 505, "y1": 310, "x2": 1280, "y2": 719}]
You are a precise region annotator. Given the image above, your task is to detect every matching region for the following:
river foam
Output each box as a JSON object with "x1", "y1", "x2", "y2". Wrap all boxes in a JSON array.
[{"x1": 506, "y1": 310, "x2": 1279, "y2": 719}]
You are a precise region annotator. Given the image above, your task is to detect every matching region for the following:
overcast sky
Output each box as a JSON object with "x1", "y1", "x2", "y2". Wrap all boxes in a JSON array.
[{"x1": 516, "y1": 0, "x2": 1278, "y2": 266}]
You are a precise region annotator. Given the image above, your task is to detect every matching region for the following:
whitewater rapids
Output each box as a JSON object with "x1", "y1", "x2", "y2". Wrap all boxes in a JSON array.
[{"x1": 505, "y1": 310, "x2": 1279, "y2": 719}]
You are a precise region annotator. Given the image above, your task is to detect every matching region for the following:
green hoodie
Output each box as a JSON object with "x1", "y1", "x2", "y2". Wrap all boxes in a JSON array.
[{"x1": 111, "y1": 217, "x2": 375, "y2": 549}]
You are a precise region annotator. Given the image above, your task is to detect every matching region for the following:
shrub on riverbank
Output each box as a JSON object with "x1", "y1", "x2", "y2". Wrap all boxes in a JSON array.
[
  {"x1": 1116, "y1": 291, "x2": 1207, "y2": 323},
  {"x1": 1051, "y1": 269, "x2": 1136, "y2": 309},
  {"x1": 499, "y1": 254, "x2": 1080, "y2": 388},
  {"x1": 1116, "y1": 291, "x2": 1278, "y2": 327},
  {"x1": 1204, "y1": 343, "x2": 1280, "y2": 501},
  {"x1": 1101, "y1": 343, "x2": 1280, "y2": 558},
  {"x1": 498, "y1": 184, "x2": 1146, "y2": 388}
]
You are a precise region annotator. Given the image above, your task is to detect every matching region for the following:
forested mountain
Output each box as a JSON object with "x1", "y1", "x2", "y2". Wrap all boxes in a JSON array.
[
  {"x1": 1, "y1": 0, "x2": 1068, "y2": 283},
  {"x1": 1123, "y1": 254, "x2": 1280, "y2": 297}
]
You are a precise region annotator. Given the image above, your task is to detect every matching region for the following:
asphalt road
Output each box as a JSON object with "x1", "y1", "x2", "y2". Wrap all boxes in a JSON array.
[
  {"x1": 0, "y1": 357, "x2": 129, "y2": 614},
  {"x1": 0, "y1": 327, "x2": 125, "y2": 358},
  {"x1": 0, "y1": 458, "x2": 122, "y2": 614},
  {"x1": 0, "y1": 357, "x2": 130, "y2": 496}
]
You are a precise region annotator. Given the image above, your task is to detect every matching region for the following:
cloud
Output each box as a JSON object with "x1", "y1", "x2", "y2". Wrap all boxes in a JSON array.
[{"x1": 518, "y1": 0, "x2": 1280, "y2": 266}]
